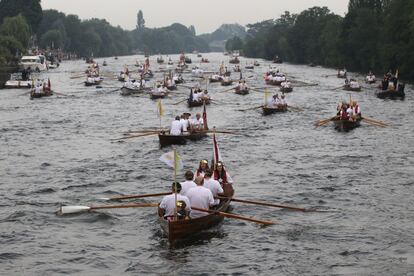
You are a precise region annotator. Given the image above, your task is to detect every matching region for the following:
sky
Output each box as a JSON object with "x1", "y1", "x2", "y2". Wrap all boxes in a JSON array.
[{"x1": 41, "y1": 0, "x2": 349, "y2": 34}]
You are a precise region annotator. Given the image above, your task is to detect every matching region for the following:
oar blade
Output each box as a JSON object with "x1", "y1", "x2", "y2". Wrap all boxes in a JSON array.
[{"x1": 59, "y1": 205, "x2": 91, "y2": 214}]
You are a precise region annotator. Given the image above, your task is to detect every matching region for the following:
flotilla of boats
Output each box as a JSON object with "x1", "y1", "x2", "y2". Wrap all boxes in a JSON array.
[{"x1": 3, "y1": 51, "x2": 402, "y2": 246}]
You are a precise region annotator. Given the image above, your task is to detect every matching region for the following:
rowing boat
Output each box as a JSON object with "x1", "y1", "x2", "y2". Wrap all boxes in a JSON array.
[
  {"x1": 30, "y1": 89, "x2": 53, "y2": 99},
  {"x1": 235, "y1": 86, "x2": 249, "y2": 95},
  {"x1": 188, "y1": 99, "x2": 210, "y2": 108},
  {"x1": 158, "y1": 184, "x2": 234, "y2": 245},
  {"x1": 332, "y1": 117, "x2": 361, "y2": 131},
  {"x1": 262, "y1": 105, "x2": 288, "y2": 115},
  {"x1": 376, "y1": 86, "x2": 405, "y2": 99},
  {"x1": 158, "y1": 130, "x2": 208, "y2": 147}
]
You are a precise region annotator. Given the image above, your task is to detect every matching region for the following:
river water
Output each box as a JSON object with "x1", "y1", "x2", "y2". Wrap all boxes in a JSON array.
[{"x1": 1, "y1": 53, "x2": 413, "y2": 275}]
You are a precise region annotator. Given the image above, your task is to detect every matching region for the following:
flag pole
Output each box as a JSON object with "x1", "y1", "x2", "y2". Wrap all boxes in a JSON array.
[{"x1": 173, "y1": 148, "x2": 178, "y2": 220}]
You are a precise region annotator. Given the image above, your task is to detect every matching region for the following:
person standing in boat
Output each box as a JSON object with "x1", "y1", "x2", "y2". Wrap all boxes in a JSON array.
[
  {"x1": 186, "y1": 176, "x2": 214, "y2": 218},
  {"x1": 195, "y1": 159, "x2": 209, "y2": 178},
  {"x1": 179, "y1": 114, "x2": 189, "y2": 132},
  {"x1": 280, "y1": 94, "x2": 287, "y2": 106},
  {"x1": 170, "y1": 116, "x2": 183, "y2": 136},
  {"x1": 213, "y1": 161, "x2": 233, "y2": 185},
  {"x1": 158, "y1": 182, "x2": 191, "y2": 220},
  {"x1": 180, "y1": 171, "x2": 197, "y2": 196},
  {"x1": 203, "y1": 169, "x2": 224, "y2": 206}
]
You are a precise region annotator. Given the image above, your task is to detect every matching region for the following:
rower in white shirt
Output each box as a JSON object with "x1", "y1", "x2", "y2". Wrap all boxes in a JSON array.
[
  {"x1": 191, "y1": 113, "x2": 204, "y2": 131},
  {"x1": 170, "y1": 116, "x2": 183, "y2": 135},
  {"x1": 158, "y1": 182, "x2": 191, "y2": 220},
  {"x1": 180, "y1": 171, "x2": 197, "y2": 196},
  {"x1": 203, "y1": 169, "x2": 224, "y2": 206},
  {"x1": 186, "y1": 176, "x2": 215, "y2": 218},
  {"x1": 280, "y1": 94, "x2": 287, "y2": 106},
  {"x1": 179, "y1": 114, "x2": 188, "y2": 132}
]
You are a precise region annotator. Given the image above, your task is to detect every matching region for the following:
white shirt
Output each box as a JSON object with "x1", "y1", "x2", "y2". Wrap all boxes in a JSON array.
[
  {"x1": 179, "y1": 118, "x2": 188, "y2": 132},
  {"x1": 192, "y1": 117, "x2": 203, "y2": 129},
  {"x1": 203, "y1": 178, "x2": 223, "y2": 205},
  {"x1": 170, "y1": 120, "x2": 182, "y2": 135},
  {"x1": 159, "y1": 193, "x2": 191, "y2": 217},
  {"x1": 186, "y1": 186, "x2": 214, "y2": 218},
  {"x1": 346, "y1": 107, "x2": 353, "y2": 117},
  {"x1": 180, "y1": 180, "x2": 197, "y2": 196}
]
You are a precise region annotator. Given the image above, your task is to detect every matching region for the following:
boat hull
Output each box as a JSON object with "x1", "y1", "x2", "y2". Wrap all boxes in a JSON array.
[
  {"x1": 30, "y1": 90, "x2": 53, "y2": 99},
  {"x1": 262, "y1": 106, "x2": 288, "y2": 115},
  {"x1": 159, "y1": 185, "x2": 234, "y2": 245},
  {"x1": 158, "y1": 131, "x2": 208, "y2": 147},
  {"x1": 188, "y1": 99, "x2": 210, "y2": 108},
  {"x1": 333, "y1": 118, "x2": 361, "y2": 131},
  {"x1": 376, "y1": 90, "x2": 405, "y2": 99},
  {"x1": 235, "y1": 88, "x2": 249, "y2": 95}
]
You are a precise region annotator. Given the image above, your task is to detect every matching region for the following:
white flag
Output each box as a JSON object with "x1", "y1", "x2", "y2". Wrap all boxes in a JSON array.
[{"x1": 159, "y1": 150, "x2": 183, "y2": 171}]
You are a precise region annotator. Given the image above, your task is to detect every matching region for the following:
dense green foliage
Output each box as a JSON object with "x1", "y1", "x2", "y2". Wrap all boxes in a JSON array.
[
  {"x1": 225, "y1": 36, "x2": 244, "y2": 51},
  {"x1": 0, "y1": 15, "x2": 30, "y2": 64},
  {"x1": 241, "y1": 0, "x2": 414, "y2": 80},
  {"x1": 36, "y1": 9, "x2": 209, "y2": 57},
  {"x1": 0, "y1": 0, "x2": 42, "y2": 32}
]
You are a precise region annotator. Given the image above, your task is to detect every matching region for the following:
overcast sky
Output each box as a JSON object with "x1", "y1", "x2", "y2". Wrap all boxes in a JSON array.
[{"x1": 41, "y1": 0, "x2": 349, "y2": 34}]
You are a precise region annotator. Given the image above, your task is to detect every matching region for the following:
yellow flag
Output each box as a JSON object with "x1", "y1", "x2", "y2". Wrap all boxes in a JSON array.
[
  {"x1": 157, "y1": 99, "x2": 164, "y2": 117},
  {"x1": 264, "y1": 89, "x2": 270, "y2": 105}
]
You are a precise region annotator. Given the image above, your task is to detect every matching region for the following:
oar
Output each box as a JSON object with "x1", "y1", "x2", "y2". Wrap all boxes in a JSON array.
[
  {"x1": 315, "y1": 116, "x2": 338, "y2": 127},
  {"x1": 100, "y1": 192, "x2": 171, "y2": 201},
  {"x1": 191, "y1": 207, "x2": 275, "y2": 226},
  {"x1": 106, "y1": 88, "x2": 120, "y2": 93},
  {"x1": 219, "y1": 86, "x2": 237, "y2": 93},
  {"x1": 59, "y1": 203, "x2": 158, "y2": 215},
  {"x1": 111, "y1": 131, "x2": 159, "y2": 141},
  {"x1": 54, "y1": 91, "x2": 67, "y2": 96},
  {"x1": 70, "y1": 75, "x2": 85, "y2": 79},
  {"x1": 362, "y1": 120, "x2": 387, "y2": 128},
  {"x1": 217, "y1": 196, "x2": 309, "y2": 212},
  {"x1": 361, "y1": 117, "x2": 389, "y2": 127},
  {"x1": 206, "y1": 130, "x2": 239, "y2": 135},
  {"x1": 172, "y1": 99, "x2": 187, "y2": 105},
  {"x1": 20, "y1": 90, "x2": 32, "y2": 96},
  {"x1": 333, "y1": 85, "x2": 345, "y2": 90},
  {"x1": 287, "y1": 105, "x2": 303, "y2": 111},
  {"x1": 238, "y1": 105, "x2": 263, "y2": 112}
]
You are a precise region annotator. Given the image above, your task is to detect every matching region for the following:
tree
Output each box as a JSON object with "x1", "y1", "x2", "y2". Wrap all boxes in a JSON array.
[
  {"x1": 0, "y1": 14, "x2": 30, "y2": 48},
  {"x1": 225, "y1": 36, "x2": 243, "y2": 51},
  {"x1": 136, "y1": 10, "x2": 145, "y2": 30},
  {"x1": 0, "y1": 0, "x2": 42, "y2": 32}
]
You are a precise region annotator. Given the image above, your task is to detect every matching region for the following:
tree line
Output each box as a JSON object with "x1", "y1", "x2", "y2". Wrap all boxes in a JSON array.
[
  {"x1": 227, "y1": 0, "x2": 414, "y2": 80},
  {"x1": 0, "y1": 1, "x2": 209, "y2": 65}
]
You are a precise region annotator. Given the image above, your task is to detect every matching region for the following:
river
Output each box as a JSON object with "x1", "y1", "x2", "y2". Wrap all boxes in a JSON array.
[{"x1": 1, "y1": 53, "x2": 413, "y2": 275}]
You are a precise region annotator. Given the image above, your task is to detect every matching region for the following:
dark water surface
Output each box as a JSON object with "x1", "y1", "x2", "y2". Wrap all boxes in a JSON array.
[{"x1": 1, "y1": 53, "x2": 413, "y2": 275}]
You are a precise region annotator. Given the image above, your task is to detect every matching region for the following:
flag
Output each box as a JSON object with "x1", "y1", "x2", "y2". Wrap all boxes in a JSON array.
[
  {"x1": 157, "y1": 99, "x2": 164, "y2": 117},
  {"x1": 264, "y1": 89, "x2": 270, "y2": 105},
  {"x1": 202, "y1": 101, "x2": 208, "y2": 130},
  {"x1": 188, "y1": 88, "x2": 193, "y2": 102},
  {"x1": 211, "y1": 132, "x2": 222, "y2": 170},
  {"x1": 159, "y1": 150, "x2": 183, "y2": 172},
  {"x1": 48, "y1": 78, "x2": 51, "y2": 90}
]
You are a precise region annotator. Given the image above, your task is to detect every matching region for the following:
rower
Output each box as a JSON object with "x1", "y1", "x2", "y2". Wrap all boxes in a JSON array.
[
  {"x1": 346, "y1": 105, "x2": 354, "y2": 121},
  {"x1": 280, "y1": 94, "x2": 287, "y2": 106},
  {"x1": 170, "y1": 116, "x2": 183, "y2": 136},
  {"x1": 213, "y1": 161, "x2": 233, "y2": 185},
  {"x1": 186, "y1": 176, "x2": 214, "y2": 218},
  {"x1": 180, "y1": 171, "x2": 197, "y2": 196},
  {"x1": 203, "y1": 169, "x2": 224, "y2": 206},
  {"x1": 158, "y1": 182, "x2": 191, "y2": 220},
  {"x1": 179, "y1": 114, "x2": 189, "y2": 132},
  {"x1": 195, "y1": 159, "x2": 209, "y2": 178},
  {"x1": 191, "y1": 113, "x2": 203, "y2": 131}
]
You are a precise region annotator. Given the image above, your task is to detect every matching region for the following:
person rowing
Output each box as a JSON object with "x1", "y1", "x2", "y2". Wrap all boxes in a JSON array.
[
  {"x1": 180, "y1": 171, "x2": 197, "y2": 196},
  {"x1": 186, "y1": 176, "x2": 214, "y2": 218},
  {"x1": 170, "y1": 116, "x2": 183, "y2": 136},
  {"x1": 190, "y1": 113, "x2": 204, "y2": 131},
  {"x1": 158, "y1": 182, "x2": 191, "y2": 221},
  {"x1": 203, "y1": 169, "x2": 224, "y2": 206}
]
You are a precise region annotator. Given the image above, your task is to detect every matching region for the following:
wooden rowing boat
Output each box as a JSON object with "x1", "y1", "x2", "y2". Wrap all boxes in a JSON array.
[
  {"x1": 235, "y1": 86, "x2": 249, "y2": 95},
  {"x1": 376, "y1": 86, "x2": 405, "y2": 99},
  {"x1": 158, "y1": 184, "x2": 234, "y2": 245},
  {"x1": 262, "y1": 105, "x2": 288, "y2": 115},
  {"x1": 120, "y1": 86, "x2": 150, "y2": 96},
  {"x1": 188, "y1": 99, "x2": 210, "y2": 108},
  {"x1": 280, "y1": 86, "x2": 293, "y2": 93},
  {"x1": 158, "y1": 130, "x2": 208, "y2": 147},
  {"x1": 343, "y1": 85, "x2": 361, "y2": 92},
  {"x1": 332, "y1": 117, "x2": 361, "y2": 131},
  {"x1": 30, "y1": 89, "x2": 53, "y2": 99}
]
